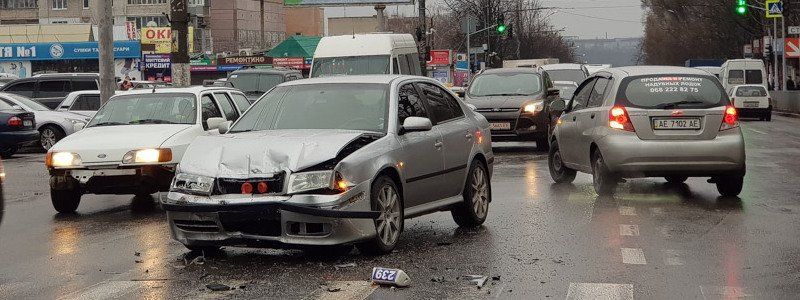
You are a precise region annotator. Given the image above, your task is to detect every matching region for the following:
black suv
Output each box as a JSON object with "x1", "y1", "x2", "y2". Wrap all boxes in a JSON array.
[
  {"x1": 226, "y1": 68, "x2": 302, "y2": 102},
  {"x1": 0, "y1": 73, "x2": 99, "y2": 109}
]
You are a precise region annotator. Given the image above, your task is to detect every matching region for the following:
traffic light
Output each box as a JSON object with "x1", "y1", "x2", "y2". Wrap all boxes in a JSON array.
[
  {"x1": 496, "y1": 15, "x2": 507, "y2": 33},
  {"x1": 735, "y1": 0, "x2": 747, "y2": 15}
]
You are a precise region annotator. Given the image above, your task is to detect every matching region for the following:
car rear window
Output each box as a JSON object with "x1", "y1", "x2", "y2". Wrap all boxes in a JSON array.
[
  {"x1": 616, "y1": 75, "x2": 726, "y2": 109},
  {"x1": 735, "y1": 86, "x2": 767, "y2": 97}
]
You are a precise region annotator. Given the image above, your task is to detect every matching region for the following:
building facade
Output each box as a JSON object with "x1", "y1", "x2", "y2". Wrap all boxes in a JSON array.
[
  {"x1": 209, "y1": 0, "x2": 285, "y2": 54},
  {"x1": 284, "y1": 6, "x2": 322, "y2": 37}
]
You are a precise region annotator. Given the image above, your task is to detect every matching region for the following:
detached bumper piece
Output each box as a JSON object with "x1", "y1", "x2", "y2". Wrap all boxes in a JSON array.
[{"x1": 50, "y1": 165, "x2": 174, "y2": 195}]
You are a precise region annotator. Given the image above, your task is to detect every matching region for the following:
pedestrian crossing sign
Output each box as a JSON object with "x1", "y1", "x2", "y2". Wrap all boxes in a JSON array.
[{"x1": 766, "y1": 0, "x2": 783, "y2": 18}]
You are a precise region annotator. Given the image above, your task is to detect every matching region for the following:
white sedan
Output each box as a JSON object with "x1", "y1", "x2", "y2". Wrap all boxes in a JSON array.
[{"x1": 45, "y1": 86, "x2": 250, "y2": 213}]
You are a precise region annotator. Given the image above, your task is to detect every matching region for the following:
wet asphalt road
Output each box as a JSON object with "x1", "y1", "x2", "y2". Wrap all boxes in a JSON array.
[{"x1": 1, "y1": 117, "x2": 800, "y2": 299}]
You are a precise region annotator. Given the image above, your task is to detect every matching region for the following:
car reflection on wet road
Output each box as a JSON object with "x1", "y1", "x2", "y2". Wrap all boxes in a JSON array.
[{"x1": 1, "y1": 117, "x2": 800, "y2": 299}]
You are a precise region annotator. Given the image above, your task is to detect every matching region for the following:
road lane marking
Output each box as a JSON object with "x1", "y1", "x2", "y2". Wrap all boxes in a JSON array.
[
  {"x1": 620, "y1": 248, "x2": 647, "y2": 265},
  {"x1": 566, "y1": 283, "x2": 634, "y2": 300},
  {"x1": 619, "y1": 224, "x2": 640, "y2": 236},
  {"x1": 312, "y1": 281, "x2": 377, "y2": 300},
  {"x1": 619, "y1": 206, "x2": 636, "y2": 216},
  {"x1": 749, "y1": 129, "x2": 767, "y2": 135},
  {"x1": 649, "y1": 207, "x2": 664, "y2": 215},
  {"x1": 59, "y1": 280, "x2": 140, "y2": 300},
  {"x1": 663, "y1": 249, "x2": 684, "y2": 266},
  {"x1": 699, "y1": 285, "x2": 750, "y2": 298}
]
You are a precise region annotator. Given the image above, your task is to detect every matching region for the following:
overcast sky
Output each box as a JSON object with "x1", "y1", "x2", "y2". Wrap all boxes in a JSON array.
[{"x1": 324, "y1": 0, "x2": 645, "y2": 39}]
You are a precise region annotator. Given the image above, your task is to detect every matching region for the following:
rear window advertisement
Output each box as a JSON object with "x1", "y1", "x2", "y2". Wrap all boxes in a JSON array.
[{"x1": 620, "y1": 75, "x2": 725, "y2": 108}]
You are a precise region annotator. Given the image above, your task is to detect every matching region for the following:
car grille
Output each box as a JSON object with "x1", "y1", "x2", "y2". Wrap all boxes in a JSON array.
[
  {"x1": 215, "y1": 172, "x2": 285, "y2": 195},
  {"x1": 173, "y1": 220, "x2": 220, "y2": 233}
]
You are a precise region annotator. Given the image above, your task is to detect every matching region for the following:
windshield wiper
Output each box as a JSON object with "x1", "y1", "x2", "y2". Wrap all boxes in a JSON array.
[
  {"x1": 655, "y1": 100, "x2": 705, "y2": 109},
  {"x1": 482, "y1": 93, "x2": 530, "y2": 96},
  {"x1": 244, "y1": 90, "x2": 265, "y2": 95},
  {"x1": 129, "y1": 119, "x2": 176, "y2": 125},
  {"x1": 90, "y1": 121, "x2": 126, "y2": 127}
]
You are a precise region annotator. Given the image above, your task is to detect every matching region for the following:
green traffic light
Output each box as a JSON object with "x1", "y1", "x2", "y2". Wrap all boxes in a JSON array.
[
  {"x1": 736, "y1": 6, "x2": 746, "y2": 14},
  {"x1": 497, "y1": 24, "x2": 507, "y2": 33}
]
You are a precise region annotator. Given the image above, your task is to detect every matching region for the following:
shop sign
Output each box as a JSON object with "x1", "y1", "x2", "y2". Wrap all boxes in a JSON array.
[
  {"x1": 143, "y1": 54, "x2": 171, "y2": 69},
  {"x1": 221, "y1": 56, "x2": 271, "y2": 65},
  {"x1": 0, "y1": 41, "x2": 141, "y2": 61},
  {"x1": 273, "y1": 57, "x2": 308, "y2": 69}
]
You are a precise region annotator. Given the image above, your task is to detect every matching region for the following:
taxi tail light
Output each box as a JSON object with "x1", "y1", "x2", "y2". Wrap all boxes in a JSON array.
[
  {"x1": 241, "y1": 182, "x2": 253, "y2": 194},
  {"x1": 720, "y1": 105, "x2": 739, "y2": 131},
  {"x1": 257, "y1": 181, "x2": 268, "y2": 194},
  {"x1": 7, "y1": 116, "x2": 22, "y2": 127},
  {"x1": 609, "y1": 106, "x2": 634, "y2": 132}
]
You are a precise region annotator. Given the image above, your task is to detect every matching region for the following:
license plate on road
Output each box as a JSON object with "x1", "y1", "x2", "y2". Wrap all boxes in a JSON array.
[
  {"x1": 23, "y1": 120, "x2": 32, "y2": 127},
  {"x1": 489, "y1": 122, "x2": 511, "y2": 130},
  {"x1": 652, "y1": 117, "x2": 701, "y2": 130},
  {"x1": 743, "y1": 102, "x2": 759, "y2": 108}
]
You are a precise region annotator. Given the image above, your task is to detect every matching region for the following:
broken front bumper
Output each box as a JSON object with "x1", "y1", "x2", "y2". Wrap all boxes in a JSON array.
[
  {"x1": 162, "y1": 181, "x2": 379, "y2": 248},
  {"x1": 49, "y1": 164, "x2": 175, "y2": 195}
]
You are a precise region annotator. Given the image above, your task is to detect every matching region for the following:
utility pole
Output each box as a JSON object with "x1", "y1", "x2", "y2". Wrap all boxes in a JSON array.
[
  {"x1": 418, "y1": 0, "x2": 427, "y2": 72},
  {"x1": 96, "y1": 0, "x2": 114, "y2": 104},
  {"x1": 774, "y1": 18, "x2": 779, "y2": 90},
  {"x1": 375, "y1": 5, "x2": 386, "y2": 31},
  {"x1": 171, "y1": 0, "x2": 191, "y2": 87},
  {"x1": 260, "y1": 0, "x2": 265, "y2": 49},
  {"x1": 781, "y1": 15, "x2": 786, "y2": 91}
]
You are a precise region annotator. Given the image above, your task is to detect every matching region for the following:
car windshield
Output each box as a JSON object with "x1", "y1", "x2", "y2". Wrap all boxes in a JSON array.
[
  {"x1": 229, "y1": 83, "x2": 388, "y2": 133},
  {"x1": 618, "y1": 75, "x2": 726, "y2": 109},
  {"x1": 555, "y1": 84, "x2": 577, "y2": 100},
  {"x1": 544, "y1": 69, "x2": 586, "y2": 83},
  {"x1": 310, "y1": 56, "x2": 390, "y2": 77},
  {"x1": 6, "y1": 94, "x2": 50, "y2": 111},
  {"x1": 87, "y1": 93, "x2": 197, "y2": 127},
  {"x1": 735, "y1": 86, "x2": 767, "y2": 97},
  {"x1": 468, "y1": 73, "x2": 542, "y2": 96},
  {"x1": 228, "y1": 73, "x2": 283, "y2": 94}
]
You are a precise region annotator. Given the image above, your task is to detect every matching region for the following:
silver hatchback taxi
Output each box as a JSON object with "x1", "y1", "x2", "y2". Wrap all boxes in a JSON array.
[
  {"x1": 163, "y1": 75, "x2": 494, "y2": 255},
  {"x1": 548, "y1": 66, "x2": 746, "y2": 197}
]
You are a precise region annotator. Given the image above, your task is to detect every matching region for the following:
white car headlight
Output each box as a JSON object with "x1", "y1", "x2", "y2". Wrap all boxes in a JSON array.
[
  {"x1": 122, "y1": 148, "x2": 173, "y2": 164},
  {"x1": 287, "y1": 171, "x2": 334, "y2": 194},
  {"x1": 523, "y1": 101, "x2": 544, "y2": 114},
  {"x1": 171, "y1": 173, "x2": 215, "y2": 195},
  {"x1": 46, "y1": 152, "x2": 82, "y2": 168}
]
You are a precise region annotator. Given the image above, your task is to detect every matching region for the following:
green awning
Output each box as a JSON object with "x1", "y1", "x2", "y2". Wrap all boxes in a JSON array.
[{"x1": 267, "y1": 35, "x2": 321, "y2": 58}]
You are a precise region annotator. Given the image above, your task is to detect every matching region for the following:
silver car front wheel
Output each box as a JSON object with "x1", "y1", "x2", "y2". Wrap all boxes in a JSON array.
[
  {"x1": 357, "y1": 175, "x2": 403, "y2": 255},
  {"x1": 40, "y1": 125, "x2": 65, "y2": 151}
]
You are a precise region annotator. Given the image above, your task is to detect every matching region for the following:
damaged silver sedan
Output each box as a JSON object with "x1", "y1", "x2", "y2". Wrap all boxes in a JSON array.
[{"x1": 162, "y1": 75, "x2": 494, "y2": 255}]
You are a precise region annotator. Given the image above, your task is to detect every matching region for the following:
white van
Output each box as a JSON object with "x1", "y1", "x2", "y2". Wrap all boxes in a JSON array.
[
  {"x1": 720, "y1": 59, "x2": 767, "y2": 92},
  {"x1": 310, "y1": 34, "x2": 422, "y2": 78}
]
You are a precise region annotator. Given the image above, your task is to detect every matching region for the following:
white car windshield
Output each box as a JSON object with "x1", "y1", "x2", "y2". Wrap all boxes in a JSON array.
[
  {"x1": 229, "y1": 83, "x2": 388, "y2": 133},
  {"x1": 87, "y1": 93, "x2": 197, "y2": 127}
]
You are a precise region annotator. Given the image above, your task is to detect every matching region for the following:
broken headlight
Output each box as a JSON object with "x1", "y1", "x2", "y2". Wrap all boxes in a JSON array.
[
  {"x1": 171, "y1": 173, "x2": 215, "y2": 195},
  {"x1": 287, "y1": 170, "x2": 334, "y2": 194}
]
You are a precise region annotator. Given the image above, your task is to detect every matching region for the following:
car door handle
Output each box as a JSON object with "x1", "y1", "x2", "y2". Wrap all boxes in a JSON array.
[
  {"x1": 590, "y1": 113, "x2": 595, "y2": 119},
  {"x1": 434, "y1": 141, "x2": 443, "y2": 149},
  {"x1": 572, "y1": 116, "x2": 577, "y2": 121}
]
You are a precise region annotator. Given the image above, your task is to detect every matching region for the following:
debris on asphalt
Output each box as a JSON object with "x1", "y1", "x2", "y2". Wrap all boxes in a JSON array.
[
  {"x1": 134, "y1": 260, "x2": 143, "y2": 263},
  {"x1": 134, "y1": 252, "x2": 141, "y2": 257},
  {"x1": 326, "y1": 287, "x2": 341, "y2": 292},
  {"x1": 552, "y1": 259, "x2": 563, "y2": 264},
  {"x1": 492, "y1": 275, "x2": 501, "y2": 281},
  {"x1": 206, "y1": 283, "x2": 231, "y2": 291},
  {"x1": 370, "y1": 267, "x2": 412, "y2": 287},
  {"x1": 436, "y1": 241, "x2": 453, "y2": 246},
  {"x1": 334, "y1": 262, "x2": 357, "y2": 270},
  {"x1": 190, "y1": 256, "x2": 205, "y2": 266},
  {"x1": 430, "y1": 276, "x2": 445, "y2": 283},
  {"x1": 465, "y1": 275, "x2": 489, "y2": 289}
]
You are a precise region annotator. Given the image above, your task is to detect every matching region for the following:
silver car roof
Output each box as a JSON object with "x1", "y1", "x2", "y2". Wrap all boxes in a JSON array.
[{"x1": 607, "y1": 66, "x2": 713, "y2": 77}]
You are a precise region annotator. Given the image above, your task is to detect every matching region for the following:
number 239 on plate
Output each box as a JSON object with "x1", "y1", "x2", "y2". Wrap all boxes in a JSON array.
[{"x1": 370, "y1": 267, "x2": 411, "y2": 287}]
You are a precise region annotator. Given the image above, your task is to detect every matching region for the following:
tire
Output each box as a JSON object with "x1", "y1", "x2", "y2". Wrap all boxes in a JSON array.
[
  {"x1": 548, "y1": 141, "x2": 577, "y2": 184},
  {"x1": 765, "y1": 112, "x2": 772, "y2": 122},
  {"x1": 591, "y1": 150, "x2": 618, "y2": 196},
  {"x1": 451, "y1": 160, "x2": 491, "y2": 227},
  {"x1": 0, "y1": 146, "x2": 17, "y2": 159},
  {"x1": 715, "y1": 175, "x2": 743, "y2": 197},
  {"x1": 665, "y1": 176, "x2": 688, "y2": 183},
  {"x1": 51, "y1": 187, "x2": 82, "y2": 213},
  {"x1": 357, "y1": 175, "x2": 403, "y2": 256},
  {"x1": 40, "y1": 125, "x2": 66, "y2": 151}
]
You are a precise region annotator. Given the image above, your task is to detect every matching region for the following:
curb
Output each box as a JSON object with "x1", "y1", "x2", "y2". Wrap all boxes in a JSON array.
[{"x1": 774, "y1": 110, "x2": 800, "y2": 119}]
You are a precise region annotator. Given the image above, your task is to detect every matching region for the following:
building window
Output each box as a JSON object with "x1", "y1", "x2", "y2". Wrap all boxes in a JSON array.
[
  {"x1": 188, "y1": 0, "x2": 205, "y2": 5},
  {"x1": 52, "y1": 0, "x2": 66, "y2": 9},
  {"x1": 127, "y1": 0, "x2": 167, "y2": 4},
  {"x1": 83, "y1": 0, "x2": 89, "y2": 9},
  {"x1": 127, "y1": 16, "x2": 169, "y2": 28},
  {"x1": 0, "y1": 0, "x2": 37, "y2": 8}
]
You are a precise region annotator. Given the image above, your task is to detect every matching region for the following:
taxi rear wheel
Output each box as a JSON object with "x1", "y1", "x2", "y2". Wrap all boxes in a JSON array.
[
  {"x1": 51, "y1": 187, "x2": 81, "y2": 213},
  {"x1": 715, "y1": 175, "x2": 743, "y2": 197},
  {"x1": 592, "y1": 150, "x2": 618, "y2": 196}
]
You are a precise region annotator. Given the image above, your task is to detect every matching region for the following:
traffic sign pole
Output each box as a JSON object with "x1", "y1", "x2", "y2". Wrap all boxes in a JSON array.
[{"x1": 782, "y1": 16, "x2": 786, "y2": 91}]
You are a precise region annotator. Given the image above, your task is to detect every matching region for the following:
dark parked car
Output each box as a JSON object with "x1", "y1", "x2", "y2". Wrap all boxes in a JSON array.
[
  {"x1": 0, "y1": 100, "x2": 38, "y2": 158},
  {"x1": 460, "y1": 68, "x2": 560, "y2": 149},
  {"x1": 0, "y1": 73, "x2": 99, "y2": 109},
  {"x1": 226, "y1": 68, "x2": 302, "y2": 102}
]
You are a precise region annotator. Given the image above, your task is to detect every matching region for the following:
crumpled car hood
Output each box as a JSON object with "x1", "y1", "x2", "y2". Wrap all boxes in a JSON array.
[{"x1": 180, "y1": 129, "x2": 372, "y2": 178}]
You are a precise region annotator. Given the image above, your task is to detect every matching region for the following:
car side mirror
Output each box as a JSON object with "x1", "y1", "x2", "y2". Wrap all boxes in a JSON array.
[
  {"x1": 550, "y1": 99, "x2": 566, "y2": 113},
  {"x1": 466, "y1": 103, "x2": 477, "y2": 111},
  {"x1": 400, "y1": 117, "x2": 432, "y2": 134},
  {"x1": 218, "y1": 120, "x2": 232, "y2": 134},
  {"x1": 205, "y1": 117, "x2": 225, "y2": 131},
  {"x1": 546, "y1": 88, "x2": 560, "y2": 97}
]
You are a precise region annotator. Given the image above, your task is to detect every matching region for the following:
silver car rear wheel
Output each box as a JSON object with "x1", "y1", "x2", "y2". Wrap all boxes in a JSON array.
[
  {"x1": 549, "y1": 141, "x2": 576, "y2": 183},
  {"x1": 592, "y1": 150, "x2": 618, "y2": 195}
]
